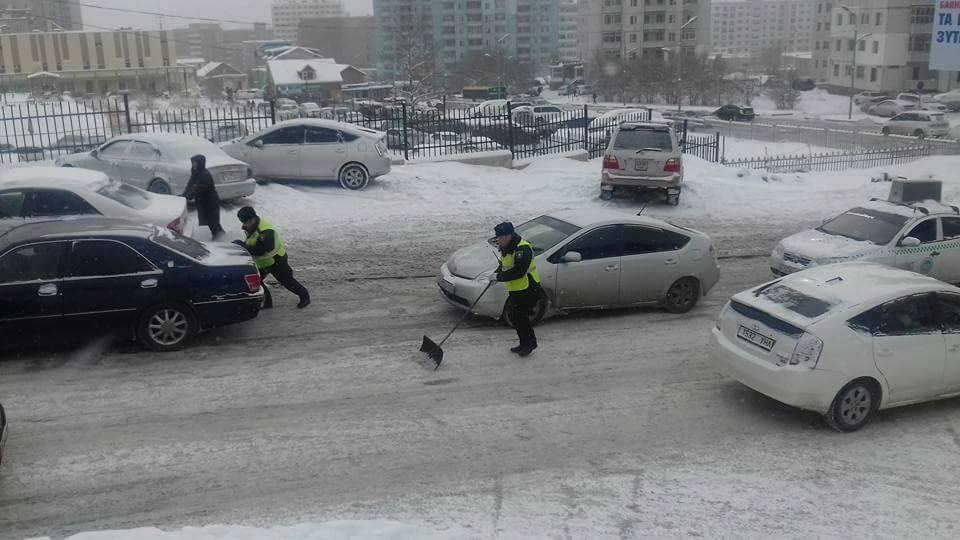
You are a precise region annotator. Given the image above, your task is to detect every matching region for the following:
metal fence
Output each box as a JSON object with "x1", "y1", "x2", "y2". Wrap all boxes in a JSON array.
[{"x1": 723, "y1": 145, "x2": 932, "y2": 173}]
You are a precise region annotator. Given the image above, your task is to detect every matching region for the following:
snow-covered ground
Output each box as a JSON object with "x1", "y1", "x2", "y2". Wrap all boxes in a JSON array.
[{"x1": 50, "y1": 521, "x2": 463, "y2": 540}]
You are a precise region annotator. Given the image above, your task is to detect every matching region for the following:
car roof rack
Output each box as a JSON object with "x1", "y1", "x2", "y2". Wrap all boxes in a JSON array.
[{"x1": 868, "y1": 198, "x2": 929, "y2": 215}]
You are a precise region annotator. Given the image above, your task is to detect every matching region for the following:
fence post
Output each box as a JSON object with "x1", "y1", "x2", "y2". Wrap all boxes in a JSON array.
[
  {"x1": 681, "y1": 119, "x2": 688, "y2": 153},
  {"x1": 401, "y1": 101, "x2": 409, "y2": 162},
  {"x1": 122, "y1": 93, "x2": 132, "y2": 133},
  {"x1": 269, "y1": 99, "x2": 276, "y2": 125},
  {"x1": 583, "y1": 104, "x2": 589, "y2": 153},
  {"x1": 506, "y1": 101, "x2": 514, "y2": 159},
  {"x1": 714, "y1": 132, "x2": 721, "y2": 163}
]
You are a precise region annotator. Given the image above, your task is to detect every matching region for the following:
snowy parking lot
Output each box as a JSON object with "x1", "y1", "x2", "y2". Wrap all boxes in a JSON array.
[{"x1": 4, "y1": 154, "x2": 960, "y2": 538}]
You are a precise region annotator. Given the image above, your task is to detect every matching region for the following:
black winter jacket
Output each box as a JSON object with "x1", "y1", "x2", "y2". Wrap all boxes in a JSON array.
[{"x1": 183, "y1": 154, "x2": 220, "y2": 227}]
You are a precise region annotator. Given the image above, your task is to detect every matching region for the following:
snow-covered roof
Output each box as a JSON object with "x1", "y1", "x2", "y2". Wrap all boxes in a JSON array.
[
  {"x1": 177, "y1": 58, "x2": 207, "y2": 66},
  {"x1": 0, "y1": 166, "x2": 110, "y2": 190},
  {"x1": 266, "y1": 46, "x2": 326, "y2": 60},
  {"x1": 196, "y1": 62, "x2": 223, "y2": 78},
  {"x1": 267, "y1": 59, "x2": 352, "y2": 85}
]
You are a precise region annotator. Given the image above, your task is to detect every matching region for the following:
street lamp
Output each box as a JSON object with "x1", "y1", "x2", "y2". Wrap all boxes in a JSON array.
[
  {"x1": 622, "y1": 48, "x2": 639, "y2": 105},
  {"x1": 673, "y1": 16, "x2": 698, "y2": 112},
  {"x1": 496, "y1": 33, "x2": 511, "y2": 97},
  {"x1": 841, "y1": 5, "x2": 872, "y2": 119}
]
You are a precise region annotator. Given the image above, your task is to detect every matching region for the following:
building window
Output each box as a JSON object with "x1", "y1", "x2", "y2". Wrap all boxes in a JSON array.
[
  {"x1": 872, "y1": 40, "x2": 879, "y2": 53},
  {"x1": 858, "y1": 40, "x2": 865, "y2": 51},
  {"x1": 815, "y1": 41, "x2": 820, "y2": 50},
  {"x1": 856, "y1": 65, "x2": 864, "y2": 79},
  {"x1": 848, "y1": 39, "x2": 855, "y2": 51},
  {"x1": 833, "y1": 63, "x2": 839, "y2": 76},
  {"x1": 875, "y1": 12, "x2": 882, "y2": 26},
  {"x1": 911, "y1": 6, "x2": 934, "y2": 25},
  {"x1": 848, "y1": 13, "x2": 854, "y2": 24},
  {"x1": 870, "y1": 67, "x2": 877, "y2": 82},
  {"x1": 836, "y1": 13, "x2": 842, "y2": 25},
  {"x1": 835, "y1": 39, "x2": 841, "y2": 51},
  {"x1": 913, "y1": 66, "x2": 921, "y2": 79}
]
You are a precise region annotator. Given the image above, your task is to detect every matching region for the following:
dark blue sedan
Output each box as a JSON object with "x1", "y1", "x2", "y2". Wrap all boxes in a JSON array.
[{"x1": 0, "y1": 218, "x2": 264, "y2": 351}]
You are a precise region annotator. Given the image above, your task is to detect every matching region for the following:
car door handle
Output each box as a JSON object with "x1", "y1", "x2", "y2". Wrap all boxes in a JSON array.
[
  {"x1": 604, "y1": 265, "x2": 618, "y2": 271},
  {"x1": 140, "y1": 278, "x2": 158, "y2": 289},
  {"x1": 877, "y1": 348, "x2": 894, "y2": 357},
  {"x1": 37, "y1": 283, "x2": 57, "y2": 296},
  {"x1": 664, "y1": 258, "x2": 679, "y2": 265},
  {"x1": 931, "y1": 251, "x2": 941, "y2": 257}
]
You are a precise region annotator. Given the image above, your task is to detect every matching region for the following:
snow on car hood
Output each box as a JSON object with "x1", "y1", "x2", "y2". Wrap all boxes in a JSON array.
[
  {"x1": 201, "y1": 242, "x2": 257, "y2": 267},
  {"x1": 446, "y1": 239, "x2": 500, "y2": 279},
  {"x1": 781, "y1": 228, "x2": 882, "y2": 261}
]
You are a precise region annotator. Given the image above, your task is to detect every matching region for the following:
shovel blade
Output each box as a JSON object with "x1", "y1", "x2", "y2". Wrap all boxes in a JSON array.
[{"x1": 419, "y1": 335, "x2": 444, "y2": 370}]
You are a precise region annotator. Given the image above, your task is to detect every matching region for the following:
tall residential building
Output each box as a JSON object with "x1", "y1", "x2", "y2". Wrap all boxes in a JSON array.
[
  {"x1": 373, "y1": 0, "x2": 561, "y2": 81},
  {"x1": 0, "y1": 0, "x2": 82, "y2": 30},
  {"x1": 811, "y1": 0, "x2": 958, "y2": 94},
  {"x1": 172, "y1": 23, "x2": 224, "y2": 63},
  {"x1": 577, "y1": 0, "x2": 712, "y2": 62},
  {"x1": 298, "y1": 16, "x2": 374, "y2": 68},
  {"x1": 711, "y1": 0, "x2": 815, "y2": 57},
  {"x1": 271, "y1": 0, "x2": 345, "y2": 43},
  {"x1": 559, "y1": 0, "x2": 580, "y2": 61}
]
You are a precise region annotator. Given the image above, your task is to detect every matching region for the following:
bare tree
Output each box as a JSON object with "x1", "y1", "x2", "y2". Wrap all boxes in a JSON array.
[{"x1": 390, "y1": 9, "x2": 439, "y2": 108}]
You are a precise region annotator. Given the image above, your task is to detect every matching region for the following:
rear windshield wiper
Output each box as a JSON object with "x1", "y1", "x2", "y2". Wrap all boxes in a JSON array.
[{"x1": 636, "y1": 147, "x2": 665, "y2": 153}]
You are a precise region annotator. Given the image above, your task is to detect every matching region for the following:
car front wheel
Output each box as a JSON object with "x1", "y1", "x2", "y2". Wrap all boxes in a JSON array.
[
  {"x1": 148, "y1": 178, "x2": 173, "y2": 195},
  {"x1": 881, "y1": 126, "x2": 891, "y2": 136},
  {"x1": 913, "y1": 129, "x2": 926, "y2": 140},
  {"x1": 139, "y1": 303, "x2": 197, "y2": 352},
  {"x1": 339, "y1": 163, "x2": 370, "y2": 190},
  {"x1": 663, "y1": 277, "x2": 699, "y2": 313},
  {"x1": 502, "y1": 292, "x2": 548, "y2": 328},
  {"x1": 825, "y1": 379, "x2": 879, "y2": 432}
]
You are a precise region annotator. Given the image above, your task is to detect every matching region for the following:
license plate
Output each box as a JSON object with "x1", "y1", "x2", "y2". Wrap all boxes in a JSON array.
[
  {"x1": 635, "y1": 159, "x2": 649, "y2": 171},
  {"x1": 737, "y1": 325, "x2": 776, "y2": 351},
  {"x1": 439, "y1": 279, "x2": 454, "y2": 294}
]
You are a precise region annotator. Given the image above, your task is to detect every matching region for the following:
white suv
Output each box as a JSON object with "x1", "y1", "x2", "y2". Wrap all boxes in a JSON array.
[
  {"x1": 770, "y1": 198, "x2": 960, "y2": 283},
  {"x1": 600, "y1": 122, "x2": 683, "y2": 205},
  {"x1": 881, "y1": 111, "x2": 950, "y2": 138}
]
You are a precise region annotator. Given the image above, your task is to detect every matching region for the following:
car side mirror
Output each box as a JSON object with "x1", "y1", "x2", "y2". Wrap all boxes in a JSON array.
[
  {"x1": 901, "y1": 236, "x2": 921, "y2": 247},
  {"x1": 251, "y1": 139, "x2": 264, "y2": 149},
  {"x1": 562, "y1": 251, "x2": 582, "y2": 263},
  {"x1": 90, "y1": 148, "x2": 99, "y2": 158}
]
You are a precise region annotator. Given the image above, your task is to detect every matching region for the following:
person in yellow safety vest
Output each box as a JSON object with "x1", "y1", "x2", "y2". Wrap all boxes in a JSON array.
[
  {"x1": 234, "y1": 206, "x2": 311, "y2": 309},
  {"x1": 490, "y1": 221, "x2": 541, "y2": 357}
]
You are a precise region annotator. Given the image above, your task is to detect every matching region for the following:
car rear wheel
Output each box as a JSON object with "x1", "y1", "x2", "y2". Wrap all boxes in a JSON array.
[
  {"x1": 666, "y1": 192, "x2": 681, "y2": 206},
  {"x1": 148, "y1": 178, "x2": 173, "y2": 195},
  {"x1": 825, "y1": 379, "x2": 880, "y2": 432},
  {"x1": 599, "y1": 189, "x2": 613, "y2": 200},
  {"x1": 881, "y1": 126, "x2": 891, "y2": 136},
  {"x1": 138, "y1": 303, "x2": 197, "y2": 352},
  {"x1": 339, "y1": 163, "x2": 370, "y2": 190},
  {"x1": 502, "y1": 292, "x2": 548, "y2": 328},
  {"x1": 913, "y1": 129, "x2": 926, "y2": 139},
  {"x1": 663, "y1": 277, "x2": 699, "y2": 314}
]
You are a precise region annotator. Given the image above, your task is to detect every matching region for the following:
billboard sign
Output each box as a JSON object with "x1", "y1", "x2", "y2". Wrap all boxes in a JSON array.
[{"x1": 930, "y1": 0, "x2": 960, "y2": 70}]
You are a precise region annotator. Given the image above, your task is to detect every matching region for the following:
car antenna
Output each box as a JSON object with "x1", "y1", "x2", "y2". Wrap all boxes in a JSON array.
[{"x1": 637, "y1": 204, "x2": 647, "y2": 216}]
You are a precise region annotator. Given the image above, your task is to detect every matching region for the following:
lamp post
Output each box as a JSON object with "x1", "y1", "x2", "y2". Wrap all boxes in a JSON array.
[
  {"x1": 674, "y1": 16, "x2": 698, "y2": 112},
  {"x1": 496, "y1": 33, "x2": 511, "y2": 97},
  {"x1": 842, "y1": 5, "x2": 872, "y2": 119},
  {"x1": 622, "y1": 47, "x2": 638, "y2": 105}
]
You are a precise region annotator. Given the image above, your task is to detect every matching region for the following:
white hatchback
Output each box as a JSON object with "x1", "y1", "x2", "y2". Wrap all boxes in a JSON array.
[
  {"x1": 711, "y1": 262, "x2": 960, "y2": 431},
  {"x1": 770, "y1": 199, "x2": 960, "y2": 283}
]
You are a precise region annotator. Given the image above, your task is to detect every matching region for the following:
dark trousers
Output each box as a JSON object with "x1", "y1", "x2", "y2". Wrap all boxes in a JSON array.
[
  {"x1": 260, "y1": 254, "x2": 310, "y2": 308},
  {"x1": 208, "y1": 224, "x2": 224, "y2": 241},
  {"x1": 509, "y1": 286, "x2": 540, "y2": 349}
]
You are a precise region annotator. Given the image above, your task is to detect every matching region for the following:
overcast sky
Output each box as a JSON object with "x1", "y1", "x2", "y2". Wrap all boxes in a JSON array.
[{"x1": 82, "y1": 0, "x2": 373, "y2": 31}]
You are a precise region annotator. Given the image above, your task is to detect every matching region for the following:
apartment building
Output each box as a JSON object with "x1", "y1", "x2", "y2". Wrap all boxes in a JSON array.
[
  {"x1": 811, "y1": 0, "x2": 958, "y2": 94},
  {"x1": 577, "y1": 0, "x2": 712, "y2": 62},
  {"x1": 711, "y1": 0, "x2": 815, "y2": 56},
  {"x1": 559, "y1": 0, "x2": 580, "y2": 61},
  {"x1": 173, "y1": 23, "x2": 273, "y2": 72},
  {"x1": 271, "y1": 0, "x2": 345, "y2": 43},
  {"x1": 298, "y1": 16, "x2": 374, "y2": 68},
  {"x1": 0, "y1": 0, "x2": 82, "y2": 31},
  {"x1": 0, "y1": 29, "x2": 193, "y2": 94},
  {"x1": 373, "y1": 0, "x2": 560, "y2": 81}
]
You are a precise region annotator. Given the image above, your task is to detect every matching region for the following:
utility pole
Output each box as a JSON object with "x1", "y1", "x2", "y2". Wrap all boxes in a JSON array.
[
  {"x1": 676, "y1": 16, "x2": 698, "y2": 112},
  {"x1": 842, "y1": 5, "x2": 872, "y2": 120}
]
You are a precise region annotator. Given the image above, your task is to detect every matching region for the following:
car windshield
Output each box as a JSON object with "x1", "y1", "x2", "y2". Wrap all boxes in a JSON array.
[
  {"x1": 817, "y1": 207, "x2": 909, "y2": 245},
  {"x1": 151, "y1": 226, "x2": 210, "y2": 260},
  {"x1": 613, "y1": 129, "x2": 673, "y2": 151},
  {"x1": 162, "y1": 138, "x2": 225, "y2": 160},
  {"x1": 754, "y1": 282, "x2": 836, "y2": 319},
  {"x1": 97, "y1": 182, "x2": 152, "y2": 210},
  {"x1": 487, "y1": 215, "x2": 581, "y2": 254}
]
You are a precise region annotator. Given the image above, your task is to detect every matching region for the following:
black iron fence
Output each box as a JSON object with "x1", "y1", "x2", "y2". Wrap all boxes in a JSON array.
[{"x1": 722, "y1": 145, "x2": 931, "y2": 173}]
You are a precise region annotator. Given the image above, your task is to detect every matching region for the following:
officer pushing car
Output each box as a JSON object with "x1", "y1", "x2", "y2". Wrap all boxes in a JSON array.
[{"x1": 233, "y1": 206, "x2": 311, "y2": 309}]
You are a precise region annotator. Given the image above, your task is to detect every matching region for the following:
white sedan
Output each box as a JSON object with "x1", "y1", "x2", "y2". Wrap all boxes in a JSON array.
[
  {"x1": 711, "y1": 262, "x2": 960, "y2": 432},
  {"x1": 0, "y1": 167, "x2": 189, "y2": 234},
  {"x1": 222, "y1": 119, "x2": 391, "y2": 191}
]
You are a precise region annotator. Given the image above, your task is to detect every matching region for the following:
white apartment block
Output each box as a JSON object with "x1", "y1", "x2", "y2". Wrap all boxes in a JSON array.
[
  {"x1": 271, "y1": 0, "x2": 345, "y2": 43},
  {"x1": 559, "y1": 0, "x2": 580, "y2": 61},
  {"x1": 811, "y1": 0, "x2": 958, "y2": 94},
  {"x1": 711, "y1": 0, "x2": 815, "y2": 56},
  {"x1": 577, "y1": 0, "x2": 713, "y2": 62}
]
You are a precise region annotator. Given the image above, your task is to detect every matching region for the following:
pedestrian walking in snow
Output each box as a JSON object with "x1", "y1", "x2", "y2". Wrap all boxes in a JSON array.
[
  {"x1": 490, "y1": 222, "x2": 540, "y2": 357},
  {"x1": 183, "y1": 154, "x2": 224, "y2": 240},
  {"x1": 234, "y1": 206, "x2": 311, "y2": 309},
  {"x1": 592, "y1": 92, "x2": 597, "y2": 104}
]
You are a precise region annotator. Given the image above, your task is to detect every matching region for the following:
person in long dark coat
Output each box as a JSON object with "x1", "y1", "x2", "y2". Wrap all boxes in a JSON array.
[{"x1": 183, "y1": 154, "x2": 224, "y2": 240}]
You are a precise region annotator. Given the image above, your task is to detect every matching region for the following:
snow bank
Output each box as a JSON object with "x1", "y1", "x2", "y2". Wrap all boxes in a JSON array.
[{"x1": 51, "y1": 520, "x2": 467, "y2": 540}]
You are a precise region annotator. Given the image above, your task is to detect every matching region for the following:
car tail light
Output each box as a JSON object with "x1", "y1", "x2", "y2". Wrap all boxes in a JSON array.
[
  {"x1": 602, "y1": 155, "x2": 620, "y2": 170},
  {"x1": 167, "y1": 217, "x2": 183, "y2": 234},
  {"x1": 664, "y1": 158, "x2": 681, "y2": 172},
  {"x1": 790, "y1": 333, "x2": 823, "y2": 369},
  {"x1": 244, "y1": 274, "x2": 261, "y2": 293}
]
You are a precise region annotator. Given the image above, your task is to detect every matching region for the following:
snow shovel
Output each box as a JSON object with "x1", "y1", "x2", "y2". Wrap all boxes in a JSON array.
[{"x1": 420, "y1": 279, "x2": 496, "y2": 370}]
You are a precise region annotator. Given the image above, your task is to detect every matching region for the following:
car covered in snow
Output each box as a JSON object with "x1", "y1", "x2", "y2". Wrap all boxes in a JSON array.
[
  {"x1": 56, "y1": 133, "x2": 256, "y2": 201},
  {"x1": 0, "y1": 218, "x2": 264, "y2": 351},
  {"x1": 600, "y1": 122, "x2": 683, "y2": 204},
  {"x1": 0, "y1": 167, "x2": 190, "y2": 234},
  {"x1": 934, "y1": 88, "x2": 960, "y2": 111},
  {"x1": 438, "y1": 208, "x2": 720, "y2": 325},
  {"x1": 867, "y1": 99, "x2": 917, "y2": 117},
  {"x1": 880, "y1": 111, "x2": 950, "y2": 139},
  {"x1": 770, "y1": 194, "x2": 960, "y2": 283},
  {"x1": 223, "y1": 119, "x2": 390, "y2": 190},
  {"x1": 896, "y1": 93, "x2": 949, "y2": 113},
  {"x1": 711, "y1": 262, "x2": 960, "y2": 431}
]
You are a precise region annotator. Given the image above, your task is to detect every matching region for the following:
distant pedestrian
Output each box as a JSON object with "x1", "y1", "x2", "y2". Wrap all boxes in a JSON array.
[
  {"x1": 592, "y1": 92, "x2": 598, "y2": 104},
  {"x1": 234, "y1": 206, "x2": 311, "y2": 309},
  {"x1": 183, "y1": 154, "x2": 224, "y2": 240}
]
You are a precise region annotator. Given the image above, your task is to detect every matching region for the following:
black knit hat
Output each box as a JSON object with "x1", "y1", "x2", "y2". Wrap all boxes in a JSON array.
[
  {"x1": 237, "y1": 206, "x2": 258, "y2": 222},
  {"x1": 494, "y1": 222, "x2": 514, "y2": 237}
]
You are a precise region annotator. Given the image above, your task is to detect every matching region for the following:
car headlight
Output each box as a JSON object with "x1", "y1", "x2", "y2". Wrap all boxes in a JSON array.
[{"x1": 815, "y1": 256, "x2": 850, "y2": 265}]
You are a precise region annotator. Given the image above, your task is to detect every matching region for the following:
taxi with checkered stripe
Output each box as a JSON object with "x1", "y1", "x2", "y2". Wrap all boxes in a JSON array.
[{"x1": 770, "y1": 199, "x2": 960, "y2": 284}]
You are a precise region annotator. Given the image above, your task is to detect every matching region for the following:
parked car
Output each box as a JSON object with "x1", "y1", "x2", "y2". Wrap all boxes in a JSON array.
[
  {"x1": 601, "y1": 122, "x2": 683, "y2": 205},
  {"x1": 0, "y1": 167, "x2": 189, "y2": 233},
  {"x1": 299, "y1": 102, "x2": 322, "y2": 118},
  {"x1": 16, "y1": 146, "x2": 47, "y2": 162},
  {"x1": 881, "y1": 111, "x2": 950, "y2": 138},
  {"x1": 56, "y1": 133, "x2": 256, "y2": 200},
  {"x1": 0, "y1": 218, "x2": 263, "y2": 351},
  {"x1": 868, "y1": 99, "x2": 917, "y2": 117},
  {"x1": 235, "y1": 88, "x2": 264, "y2": 101},
  {"x1": 859, "y1": 95, "x2": 891, "y2": 113},
  {"x1": 438, "y1": 209, "x2": 720, "y2": 326},
  {"x1": 897, "y1": 93, "x2": 948, "y2": 113},
  {"x1": 222, "y1": 119, "x2": 390, "y2": 191},
  {"x1": 276, "y1": 98, "x2": 299, "y2": 121},
  {"x1": 714, "y1": 104, "x2": 755, "y2": 122},
  {"x1": 385, "y1": 128, "x2": 428, "y2": 151},
  {"x1": 0, "y1": 142, "x2": 15, "y2": 153},
  {"x1": 791, "y1": 78, "x2": 817, "y2": 91},
  {"x1": 471, "y1": 99, "x2": 508, "y2": 117},
  {"x1": 205, "y1": 123, "x2": 250, "y2": 144},
  {"x1": 711, "y1": 262, "x2": 960, "y2": 432},
  {"x1": 934, "y1": 89, "x2": 960, "y2": 111},
  {"x1": 0, "y1": 401, "x2": 6, "y2": 465},
  {"x1": 853, "y1": 91, "x2": 889, "y2": 106},
  {"x1": 769, "y1": 197, "x2": 960, "y2": 282},
  {"x1": 531, "y1": 105, "x2": 563, "y2": 125},
  {"x1": 48, "y1": 134, "x2": 106, "y2": 153},
  {"x1": 586, "y1": 108, "x2": 651, "y2": 151}
]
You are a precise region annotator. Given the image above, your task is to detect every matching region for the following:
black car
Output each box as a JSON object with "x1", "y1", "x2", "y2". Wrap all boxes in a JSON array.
[
  {"x1": 714, "y1": 104, "x2": 756, "y2": 122},
  {"x1": 0, "y1": 218, "x2": 264, "y2": 351}
]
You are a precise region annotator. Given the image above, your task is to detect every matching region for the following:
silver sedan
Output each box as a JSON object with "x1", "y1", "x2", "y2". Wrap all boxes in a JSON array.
[{"x1": 438, "y1": 208, "x2": 721, "y2": 325}]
